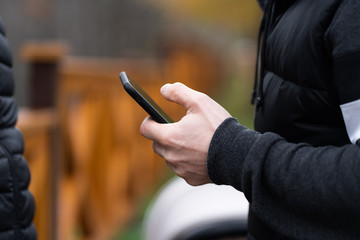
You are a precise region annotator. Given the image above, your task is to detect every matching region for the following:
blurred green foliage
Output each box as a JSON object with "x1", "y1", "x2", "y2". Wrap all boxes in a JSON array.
[{"x1": 149, "y1": 0, "x2": 262, "y2": 36}]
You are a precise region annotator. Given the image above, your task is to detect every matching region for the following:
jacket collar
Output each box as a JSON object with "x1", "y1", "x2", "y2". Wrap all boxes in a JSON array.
[
  {"x1": 258, "y1": 0, "x2": 296, "y2": 12},
  {"x1": 257, "y1": 0, "x2": 268, "y2": 10}
]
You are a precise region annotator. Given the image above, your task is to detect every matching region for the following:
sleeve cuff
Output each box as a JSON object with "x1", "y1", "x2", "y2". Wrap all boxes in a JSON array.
[
  {"x1": 333, "y1": 52, "x2": 360, "y2": 104},
  {"x1": 207, "y1": 117, "x2": 261, "y2": 190}
]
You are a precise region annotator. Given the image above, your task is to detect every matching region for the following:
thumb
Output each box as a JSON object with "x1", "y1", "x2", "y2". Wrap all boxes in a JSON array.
[{"x1": 160, "y1": 82, "x2": 202, "y2": 110}]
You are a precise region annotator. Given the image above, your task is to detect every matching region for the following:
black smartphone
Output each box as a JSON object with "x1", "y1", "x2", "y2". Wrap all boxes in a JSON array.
[{"x1": 119, "y1": 71, "x2": 173, "y2": 123}]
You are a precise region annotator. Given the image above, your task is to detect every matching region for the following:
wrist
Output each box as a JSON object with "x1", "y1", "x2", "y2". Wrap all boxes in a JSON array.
[{"x1": 207, "y1": 117, "x2": 261, "y2": 190}]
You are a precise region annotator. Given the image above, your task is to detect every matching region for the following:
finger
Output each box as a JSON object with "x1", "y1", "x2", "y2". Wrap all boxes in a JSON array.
[
  {"x1": 160, "y1": 82, "x2": 204, "y2": 110},
  {"x1": 152, "y1": 142, "x2": 177, "y2": 173},
  {"x1": 152, "y1": 141, "x2": 165, "y2": 158},
  {"x1": 140, "y1": 116, "x2": 170, "y2": 143}
]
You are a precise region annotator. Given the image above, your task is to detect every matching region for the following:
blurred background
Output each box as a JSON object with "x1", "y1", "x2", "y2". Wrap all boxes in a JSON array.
[{"x1": 0, "y1": 0, "x2": 262, "y2": 239}]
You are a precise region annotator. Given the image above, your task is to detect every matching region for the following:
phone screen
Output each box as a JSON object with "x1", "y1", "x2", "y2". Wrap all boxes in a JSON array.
[{"x1": 119, "y1": 72, "x2": 173, "y2": 123}]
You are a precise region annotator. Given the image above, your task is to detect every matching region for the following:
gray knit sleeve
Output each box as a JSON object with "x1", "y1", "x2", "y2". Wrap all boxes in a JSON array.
[
  {"x1": 207, "y1": 116, "x2": 360, "y2": 238},
  {"x1": 325, "y1": 0, "x2": 360, "y2": 104},
  {"x1": 207, "y1": 117, "x2": 261, "y2": 190},
  {"x1": 325, "y1": 0, "x2": 360, "y2": 59}
]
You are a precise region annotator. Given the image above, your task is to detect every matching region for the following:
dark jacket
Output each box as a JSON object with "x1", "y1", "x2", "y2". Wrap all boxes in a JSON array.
[
  {"x1": 208, "y1": 0, "x2": 360, "y2": 239},
  {"x1": 0, "y1": 19, "x2": 37, "y2": 239}
]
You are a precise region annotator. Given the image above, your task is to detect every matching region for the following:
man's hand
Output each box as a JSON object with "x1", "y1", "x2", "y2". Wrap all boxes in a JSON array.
[{"x1": 140, "y1": 82, "x2": 231, "y2": 186}]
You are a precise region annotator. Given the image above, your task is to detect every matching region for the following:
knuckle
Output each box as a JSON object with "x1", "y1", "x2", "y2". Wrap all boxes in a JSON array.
[
  {"x1": 192, "y1": 92, "x2": 209, "y2": 107},
  {"x1": 173, "y1": 167, "x2": 187, "y2": 179},
  {"x1": 170, "y1": 82, "x2": 185, "y2": 98},
  {"x1": 185, "y1": 179, "x2": 197, "y2": 186},
  {"x1": 163, "y1": 149, "x2": 177, "y2": 164},
  {"x1": 162, "y1": 127, "x2": 178, "y2": 145},
  {"x1": 139, "y1": 120, "x2": 148, "y2": 137},
  {"x1": 152, "y1": 142, "x2": 163, "y2": 157},
  {"x1": 172, "y1": 82, "x2": 184, "y2": 90}
]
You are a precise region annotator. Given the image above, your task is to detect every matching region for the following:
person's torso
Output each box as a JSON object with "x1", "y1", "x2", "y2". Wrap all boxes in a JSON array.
[
  {"x1": 251, "y1": 0, "x2": 346, "y2": 239},
  {"x1": 255, "y1": 0, "x2": 347, "y2": 147}
]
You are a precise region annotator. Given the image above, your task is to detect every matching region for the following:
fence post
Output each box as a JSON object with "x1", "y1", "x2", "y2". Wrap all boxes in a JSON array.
[{"x1": 21, "y1": 41, "x2": 68, "y2": 108}]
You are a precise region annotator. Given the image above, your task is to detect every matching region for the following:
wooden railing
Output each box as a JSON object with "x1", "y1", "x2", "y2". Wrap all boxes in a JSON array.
[
  {"x1": 18, "y1": 40, "x2": 224, "y2": 240},
  {"x1": 17, "y1": 108, "x2": 58, "y2": 240},
  {"x1": 56, "y1": 56, "x2": 174, "y2": 240}
]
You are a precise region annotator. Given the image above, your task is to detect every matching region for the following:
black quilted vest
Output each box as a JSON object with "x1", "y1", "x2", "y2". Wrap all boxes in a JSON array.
[{"x1": 0, "y1": 19, "x2": 37, "y2": 239}]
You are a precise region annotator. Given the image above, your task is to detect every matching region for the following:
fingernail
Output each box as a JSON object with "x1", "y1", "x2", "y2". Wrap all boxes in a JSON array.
[{"x1": 161, "y1": 83, "x2": 170, "y2": 94}]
